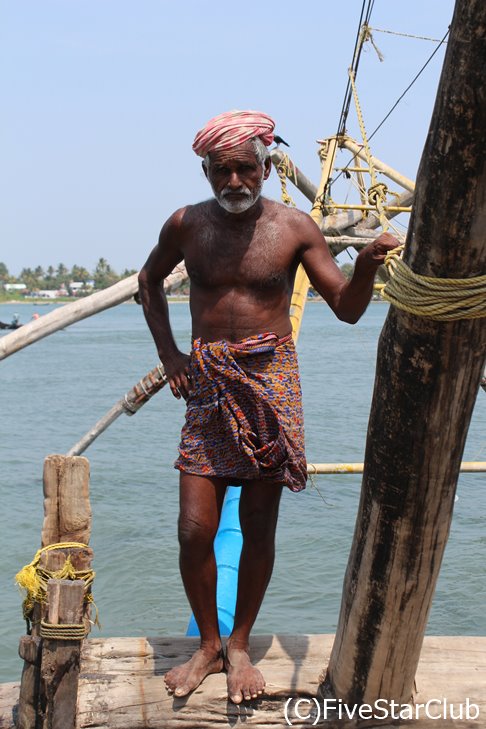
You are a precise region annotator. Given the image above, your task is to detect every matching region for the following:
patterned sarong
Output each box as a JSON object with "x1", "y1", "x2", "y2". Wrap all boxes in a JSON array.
[{"x1": 175, "y1": 333, "x2": 307, "y2": 492}]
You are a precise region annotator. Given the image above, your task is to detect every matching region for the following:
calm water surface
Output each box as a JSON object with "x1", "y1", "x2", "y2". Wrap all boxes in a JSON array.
[{"x1": 1, "y1": 301, "x2": 485, "y2": 681}]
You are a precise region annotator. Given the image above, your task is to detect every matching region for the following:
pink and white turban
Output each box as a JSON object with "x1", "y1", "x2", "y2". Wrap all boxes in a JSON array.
[{"x1": 192, "y1": 110, "x2": 275, "y2": 158}]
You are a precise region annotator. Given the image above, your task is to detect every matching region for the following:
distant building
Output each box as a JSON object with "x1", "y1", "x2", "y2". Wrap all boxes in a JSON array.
[
  {"x1": 69, "y1": 281, "x2": 84, "y2": 293},
  {"x1": 36, "y1": 290, "x2": 60, "y2": 299},
  {"x1": 4, "y1": 283, "x2": 27, "y2": 291}
]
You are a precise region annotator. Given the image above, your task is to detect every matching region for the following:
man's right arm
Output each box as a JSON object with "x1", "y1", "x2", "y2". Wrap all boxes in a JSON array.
[{"x1": 138, "y1": 208, "x2": 191, "y2": 400}]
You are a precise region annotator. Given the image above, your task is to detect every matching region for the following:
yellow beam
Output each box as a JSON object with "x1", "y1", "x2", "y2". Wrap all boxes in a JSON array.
[
  {"x1": 290, "y1": 137, "x2": 340, "y2": 341},
  {"x1": 307, "y1": 462, "x2": 486, "y2": 474},
  {"x1": 330, "y1": 204, "x2": 412, "y2": 213}
]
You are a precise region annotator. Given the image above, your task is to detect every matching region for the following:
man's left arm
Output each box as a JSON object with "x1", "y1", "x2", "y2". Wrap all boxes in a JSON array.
[{"x1": 299, "y1": 217, "x2": 399, "y2": 324}]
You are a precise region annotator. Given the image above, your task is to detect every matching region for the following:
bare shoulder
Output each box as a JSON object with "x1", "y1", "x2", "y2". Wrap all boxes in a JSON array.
[
  {"x1": 160, "y1": 205, "x2": 193, "y2": 236},
  {"x1": 262, "y1": 198, "x2": 323, "y2": 244}
]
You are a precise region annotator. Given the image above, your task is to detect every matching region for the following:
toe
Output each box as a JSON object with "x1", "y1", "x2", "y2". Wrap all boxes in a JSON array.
[{"x1": 243, "y1": 688, "x2": 251, "y2": 701}]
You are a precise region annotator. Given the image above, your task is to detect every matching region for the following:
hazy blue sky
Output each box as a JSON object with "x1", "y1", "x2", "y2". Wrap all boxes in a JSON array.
[{"x1": 2, "y1": 0, "x2": 454, "y2": 276}]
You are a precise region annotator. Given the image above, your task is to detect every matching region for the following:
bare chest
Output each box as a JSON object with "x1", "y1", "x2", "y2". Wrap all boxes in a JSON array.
[{"x1": 184, "y1": 226, "x2": 295, "y2": 291}]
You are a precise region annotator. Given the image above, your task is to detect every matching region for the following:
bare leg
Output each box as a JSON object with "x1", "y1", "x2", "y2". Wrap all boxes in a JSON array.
[
  {"x1": 164, "y1": 473, "x2": 227, "y2": 697},
  {"x1": 226, "y1": 480, "x2": 283, "y2": 703}
]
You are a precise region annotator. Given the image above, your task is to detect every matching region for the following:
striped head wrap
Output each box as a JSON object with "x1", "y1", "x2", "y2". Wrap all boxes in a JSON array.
[{"x1": 192, "y1": 110, "x2": 275, "y2": 158}]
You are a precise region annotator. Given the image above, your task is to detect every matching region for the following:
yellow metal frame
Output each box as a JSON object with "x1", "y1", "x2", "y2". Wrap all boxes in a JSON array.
[
  {"x1": 290, "y1": 137, "x2": 340, "y2": 340},
  {"x1": 328, "y1": 204, "x2": 411, "y2": 213}
]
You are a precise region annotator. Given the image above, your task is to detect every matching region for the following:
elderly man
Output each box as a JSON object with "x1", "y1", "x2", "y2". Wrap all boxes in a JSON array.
[{"x1": 138, "y1": 110, "x2": 397, "y2": 704}]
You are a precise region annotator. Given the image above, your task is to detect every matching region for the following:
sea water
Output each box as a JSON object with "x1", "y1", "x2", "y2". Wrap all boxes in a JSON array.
[{"x1": 0, "y1": 301, "x2": 485, "y2": 682}]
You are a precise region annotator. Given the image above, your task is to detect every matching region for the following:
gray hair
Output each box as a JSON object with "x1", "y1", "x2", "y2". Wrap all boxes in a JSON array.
[{"x1": 204, "y1": 136, "x2": 270, "y2": 169}]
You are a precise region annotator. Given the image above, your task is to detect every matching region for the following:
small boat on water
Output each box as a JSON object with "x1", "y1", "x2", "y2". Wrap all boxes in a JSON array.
[{"x1": 0, "y1": 316, "x2": 21, "y2": 330}]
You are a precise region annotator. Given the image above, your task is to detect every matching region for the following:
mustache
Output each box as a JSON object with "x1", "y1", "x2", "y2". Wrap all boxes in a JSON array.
[{"x1": 220, "y1": 185, "x2": 252, "y2": 198}]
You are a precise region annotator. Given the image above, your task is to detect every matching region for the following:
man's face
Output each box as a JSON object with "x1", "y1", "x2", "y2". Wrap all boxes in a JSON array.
[{"x1": 204, "y1": 143, "x2": 271, "y2": 214}]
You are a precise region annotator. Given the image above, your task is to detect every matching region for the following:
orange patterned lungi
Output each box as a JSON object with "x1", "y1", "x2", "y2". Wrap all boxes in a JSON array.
[{"x1": 175, "y1": 332, "x2": 307, "y2": 492}]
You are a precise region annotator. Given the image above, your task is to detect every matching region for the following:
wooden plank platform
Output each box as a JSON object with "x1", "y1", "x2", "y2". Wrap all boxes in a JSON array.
[{"x1": 1, "y1": 635, "x2": 485, "y2": 728}]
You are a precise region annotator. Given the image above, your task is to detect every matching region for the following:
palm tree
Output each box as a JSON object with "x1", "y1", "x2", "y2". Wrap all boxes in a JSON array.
[{"x1": 0, "y1": 262, "x2": 9, "y2": 283}]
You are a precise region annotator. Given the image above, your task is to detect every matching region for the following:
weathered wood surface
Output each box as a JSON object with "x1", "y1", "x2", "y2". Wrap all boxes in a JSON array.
[
  {"x1": 270, "y1": 149, "x2": 318, "y2": 202},
  {"x1": 15, "y1": 638, "x2": 40, "y2": 729},
  {"x1": 39, "y1": 580, "x2": 85, "y2": 729},
  {"x1": 16, "y1": 456, "x2": 93, "y2": 728},
  {"x1": 1, "y1": 635, "x2": 484, "y2": 728},
  {"x1": 76, "y1": 635, "x2": 485, "y2": 728},
  {"x1": 42, "y1": 455, "x2": 91, "y2": 546},
  {"x1": 0, "y1": 682, "x2": 20, "y2": 729},
  {"x1": 326, "y1": 0, "x2": 486, "y2": 707},
  {"x1": 40, "y1": 454, "x2": 94, "y2": 634}
]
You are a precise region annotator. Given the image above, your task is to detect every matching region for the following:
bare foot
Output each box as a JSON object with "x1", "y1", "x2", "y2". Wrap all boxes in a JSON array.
[
  {"x1": 164, "y1": 645, "x2": 224, "y2": 697},
  {"x1": 225, "y1": 640, "x2": 265, "y2": 703}
]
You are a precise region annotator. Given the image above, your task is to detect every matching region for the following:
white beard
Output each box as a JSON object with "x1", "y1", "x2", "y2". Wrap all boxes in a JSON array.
[{"x1": 213, "y1": 172, "x2": 264, "y2": 214}]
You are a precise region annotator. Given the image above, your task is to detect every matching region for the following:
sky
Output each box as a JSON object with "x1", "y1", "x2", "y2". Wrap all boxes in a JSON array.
[{"x1": 1, "y1": 0, "x2": 455, "y2": 277}]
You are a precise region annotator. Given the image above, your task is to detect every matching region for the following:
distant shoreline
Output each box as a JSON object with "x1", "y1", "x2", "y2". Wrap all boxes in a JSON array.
[
  {"x1": 0, "y1": 295, "x2": 191, "y2": 306},
  {"x1": 1, "y1": 296, "x2": 387, "y2": 308}
]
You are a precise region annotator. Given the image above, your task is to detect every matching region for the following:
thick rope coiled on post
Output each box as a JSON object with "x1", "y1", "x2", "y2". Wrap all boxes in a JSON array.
[
  {"x1": 382, "y1": 247, "x2": 486, "y2": 320},
  {"x1": 40, "y1": 619, "x2": 88, "y2": 641},
  {"x1": 15, "y1": 542, "x2": 97, "y2": 628}
]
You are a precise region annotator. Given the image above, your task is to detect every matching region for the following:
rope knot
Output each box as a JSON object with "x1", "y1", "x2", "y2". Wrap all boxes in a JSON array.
[{"x1": 368, "y1": 182, "x2": 388, "y2": 205}]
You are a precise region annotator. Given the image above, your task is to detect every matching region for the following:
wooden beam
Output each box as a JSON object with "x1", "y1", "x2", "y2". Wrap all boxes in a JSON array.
[
  {"x1": 66, "y1": 363, "x2": 167, "y2": 456},
  {"x1": 75, "y1": 635, "x2": 486, "y2": 728},
  {"x1": 0, "y1": 264, "x2": 187, "y2": 361},
  {"x1": 270, "y1": 149, "x2": 317, "y2": 203},
  {"x1": 39, "y1": 580, "x2": 85, "y2": 729},
  {"x1": 16, "y1": 456, "x2": 93, "y2": 728},
  {"x1": 16, "y1": 638, "x2": 41, "y2": 729},
  {"x1": 341, "y1": 137, "x2": 416, "y2": 192},
  {"x1": 325, "y1": 0, "x2": 486, "y2": 706},
  {"x1": 42, "y1": 455, "x2": 91, "y2": 546},
  {"x1": 3, "y1": 634, "x2": 485, "y2": 728}
]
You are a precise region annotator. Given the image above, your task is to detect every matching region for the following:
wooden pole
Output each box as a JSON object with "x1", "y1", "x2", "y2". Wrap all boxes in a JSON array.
[
  {"x1": 17, "y1": 456, "x2": 92, "y2": 729},
  {"x1": 39, "y1": 580, "x2": 85, "y2": 729},
  {"x1": 16, "y1": 637, "x2": 42, "y2": 729},
  {"x1": 270, "y1": 148, "x2": 317, "y2": 203},
  {"x1": 66, "y1": 362, "x2": 167, "y2": 456},
  {"x1": 324, "y1": 0, "x2": 486, "y2": 706},
  {"x1": 341, "y1": 136, "x2": 416, "y2": 192},
  {"x1": 0, "y1": 264, "x2": 187, "y2": 361},
  {"x1": 42, "y1": 455, "x2": 91, "y2": 546}
]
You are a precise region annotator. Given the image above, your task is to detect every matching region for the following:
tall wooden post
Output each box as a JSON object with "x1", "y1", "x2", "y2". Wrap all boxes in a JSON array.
[
  {"x1": 39, "y1": 580, "x2": 85, "y2": 729},
  {"x1": 16, "y1": 456, "x2": 92, "y2": 729},
  {"x1": 324, "y1": 0, "x2": 486, "y2": 707}
]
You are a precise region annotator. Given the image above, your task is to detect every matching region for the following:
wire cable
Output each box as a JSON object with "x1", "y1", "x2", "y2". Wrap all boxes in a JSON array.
[
  {"x1": 334, "y1": 0, "x2": 376, "y2": 139},
  {"x1": 366, "y1": 27, "x2": 450, "y2": 143},
  {"x1": 331, "y1": 26, "x2": 450, "y2": 188}
]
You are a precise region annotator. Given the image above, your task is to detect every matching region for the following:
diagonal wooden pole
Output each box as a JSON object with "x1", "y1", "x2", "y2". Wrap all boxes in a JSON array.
[
  {"x1": 0, "y1": 264, "x2": 187, "y2": 361},
  {"x1": 324, "y1": 0, "x2": 486, "y2": 706}
]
